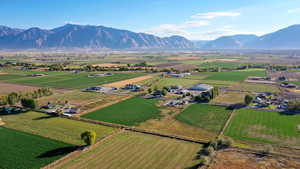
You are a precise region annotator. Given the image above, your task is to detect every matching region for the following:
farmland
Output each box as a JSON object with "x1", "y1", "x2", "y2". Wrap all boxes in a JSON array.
[
  {"x1": 54, "y1": 132, "x2": 202, "y2": 169},
  {"x1": 224, "y1": 109, "x2": 300, "y2": 146},
  {"x1": 153, "y1": 77, "x2": 202, "y2": 88},
  {"x1": 228, "y1": 82, "x2": 279, "y2": 93},
  {"x1": 176, "y1": 104, "x2": 231, "y2": 133},
  {"x1": 82, "y1": 97, "x2": 161, "y2": 126},
  {"x1": 0, "y1": 127, "x2": 72, "y2": 169},
  {"x1": 0, "y1": 71, "x2": 145, "y2": 89},
  {"x1": 2, "y1": 111, "x2": 116, "y2": 145},
  {"x1": 212, "y1": 91, "x2": 248, "y2": 105},
  {"x1": 202, "y1": 71, "x2": 266, "y2": 82}
]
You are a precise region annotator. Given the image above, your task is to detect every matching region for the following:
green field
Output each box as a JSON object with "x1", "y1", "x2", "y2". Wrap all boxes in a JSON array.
[
  {"x1": 2, "y1": 111, "x2": 116, "y2": 145},
  {"x1": 175, "y1": 104, "x2": 231, "y2": 133},
  {"x1": 0, "y1": 127, "x2": 72, "y2": 169},
  {"x1": 54, "y1": 132, "x2": 202, "y2": 169},
  {"x1": 198, "y1": 61, "x2": 246, "y2": 69},
  {"x1": 202, "y1": 71, "x2": 266, "y2": 82},
  {"x1": 154, "y1": 77, "x2": 202, "y2": 88},
  {"x1": 225, "y1": 109, "x2": 300, "y2": 146},
  {"x1": 82, "y1": 97, "x2": 161, "y2": 126},
  {"x1": 0, "y1": 71, "x2": 144, "y2": 89},
  {"x1": 229, "y1": 82, "x2": 279, "y2": 93}
]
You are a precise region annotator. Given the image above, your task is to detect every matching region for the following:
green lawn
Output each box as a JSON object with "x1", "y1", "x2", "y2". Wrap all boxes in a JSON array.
[
  {"x1": 0, "y1": 127, "x2": 72, "y2": 169},
  {"x1": 202, "y1": 71, "x2": 266, "y2": 82},
  {"x1": 2, "y1": 111, "x2": 116, "y2": 145},
  {"x1": 1, "y1": 71, "x2": 145, "y2": 89},
  {"x1": 54, "y1": 132, "x2": 202, "y2": 169},
  {"x1": 175, "y1": 104, "x2": 231, "y2": 133},
  {"x1": 224, "y1": 109, "x2": 300, "y2": 146},
  {"x1": 82, "y1": 97, "x2": 161, "y2": 126}
]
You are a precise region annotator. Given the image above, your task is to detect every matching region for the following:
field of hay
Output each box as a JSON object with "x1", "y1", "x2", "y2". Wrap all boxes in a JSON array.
[
  {"x1": 0, "y1": 82, "x2": 40, "y2": 96},
  {"x1": 1, "y1": 71, "x2": 145, "y2": 89},
  {"x1": 103, "y1": 75, "x2": 152, "y2": 87},
  {"x1": 176, "y1": 104, "x2": 231, "y2": 133},
  {"x1": 0, "y1": 127, "x2": 71, "y2": 169},
  {"x1": 2, "y1": 111, "x2": 116, "y2": 145},
  {"x1": 54, "y1": 132, "x2": 203, "y2": 169},
  {"x1": 202, "y1": 71, "x2": 266, "y2": 82},
  {"x1": 82, "y1": 97, "x2": 161, "y2": 126},
  {"x1": 225, "y1": 109, "x2": 300, "y2": 146}
]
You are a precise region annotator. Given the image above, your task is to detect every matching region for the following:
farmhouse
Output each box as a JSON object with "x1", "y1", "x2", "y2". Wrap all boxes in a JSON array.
[
  {"x1": 27, "y1": 73, "x2": 48, "y2": 77},
  {"x1": 83, "y1": 86, "x2": 117, "y2": 93},
  {"x1": 88, "y1": 72, "x2": 113, "y2": 77},
  {"x1": 189, "y1": 84, "x2": 213, "y2": 92},
  {"x1": 124, "y1": 84, "x2": 141, "y2": 91}
]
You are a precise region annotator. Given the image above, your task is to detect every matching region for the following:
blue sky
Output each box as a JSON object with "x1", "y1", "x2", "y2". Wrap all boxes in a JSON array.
[{"x1": 1, "y1": 0, "x2": 300, "y2": 40}]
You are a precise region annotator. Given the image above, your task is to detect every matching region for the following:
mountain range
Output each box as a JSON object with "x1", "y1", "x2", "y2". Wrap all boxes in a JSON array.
[
  {"x1": 0, "y1": 24, "x2": 194, "y2": 49},
  {"x1": 198, "y1": 24, "x2": 300, "y2": 49},
  {"x1": 1, "y1": 24, "x2": 300, "y2": 49}
]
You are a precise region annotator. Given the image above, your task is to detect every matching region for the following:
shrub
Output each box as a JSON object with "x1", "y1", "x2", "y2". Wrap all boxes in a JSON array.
[
  {"x1": 199, "y1": 156, "x2": 211, "y2": 166},
  {"x1": 21, "y1": 98, "x2": 37, "y2": 109},
  {"x1": 244, "y1": 95, "x2": 253, "y2": 105},
  {"x1": 81, "y1": 131, "x2": 97, "y2": 146},
  {"x1": 203, "y1": 146, "x2": 215, "y2": 156}
]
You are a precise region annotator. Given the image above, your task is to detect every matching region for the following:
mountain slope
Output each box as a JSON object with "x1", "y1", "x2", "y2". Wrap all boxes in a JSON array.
[
  {"x1": 248, "y1": 24, "x2": 300, "y2": 49},
  {"x1": 202, "y1": 35, "x2": 258, "y2": 49},
  {"x1": 0, "y1": 24, "x2": 194, "y2": 49}
]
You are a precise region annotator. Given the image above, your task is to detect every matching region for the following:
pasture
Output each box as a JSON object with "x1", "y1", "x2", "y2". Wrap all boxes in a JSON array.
[
  {"x1": 212, "y1": 91, "x2": 248, "y2": 105},
  {"x1": 54, "y1": 132, "x2": 202, "y2": 169},
  {"x1": 229, "y1": 82, "x2": 279, "y2": 93},
  {"x1": 224, "y1": 109, "x2": 300, "y2": 146},
  {"x1": 0, "y1": 71, "x2": 145, "y2": 89},
  {"x1": 2, "y1": 111, "x2": 116, "y2": 145},
  {"x1": 0, "y1": 127, "x2": 72, "y2": 169},
  {"x1": 82, "y1": 97, "x2": 161, "y2": 126},
  {"x1": 175, "y1": 104, "x2": 231, "y2": 133},
  {"x1": 202, "y1": 71, "x2": 266, "y2": 82},
  {"x1": 153, "y1": 77, "x2": 202, "y2": 88}
]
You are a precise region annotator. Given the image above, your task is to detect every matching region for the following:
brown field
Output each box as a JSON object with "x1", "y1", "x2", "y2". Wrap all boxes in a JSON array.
[
  {"x1": 167, "y1": 56, "x2": 200, "y2": 61},
  {"x1": 92, "y1": 63, "x2": 121, "y2": 67},
  {"x1": 204, "y1": 58, "x2": 239, "y2": 62},
  {"x1": 103, "y1": 75, "x2": 152, "y2": 87},
  {"x1": 0, "y1": 82, "x2": 40, "y2": 96},
  {"x1": 0, "y1": 72, "x2": 7, "y2": 75},
  {"x1": 210, "y1": 150, "x2": 300, "y2": 169},
  {"x1": 212, "y1": 91, "x2": 248, "y2": 105}
]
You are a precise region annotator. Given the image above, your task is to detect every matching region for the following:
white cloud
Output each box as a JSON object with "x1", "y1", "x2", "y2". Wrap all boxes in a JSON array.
[
  {"x1": 183, "y1": 20, "x2": 210, "y2": 27},
  {"x1": 288, "y1": 8, "x2": 300, "y2": 13},
  {"x1": 192, "y1": 12, "x2": 240, "y2": 19},
  {"x1": 144, "y1": 24, "x2": 191, "y2": 37}
]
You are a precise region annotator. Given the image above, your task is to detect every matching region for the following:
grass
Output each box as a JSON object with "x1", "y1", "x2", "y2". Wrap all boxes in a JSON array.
[
  {"x1": 54, "y1": 132, "x2": 202, "y2": 169},
  {"x1": 229, "y1": 83, "x2": 279, "y2": 93},
  {"x1": 175, "y1": 104, "x2": 231, "y2": 133},
  {"x1": 212, "y1": 91, "x2": 248, "y2": 105},
  {"x1": 2, "y1": 111, "x2": 116, "y2": 145},
  {"x1": 289, "y1": 81, "x2": 300, "y2": 85},
  {"x1": 1, "y1": 71, "x2": 145, "y2": 89},
  {"x1": 202, "y1": 71, "x2": 266, "y2": 82},
  {"x1": 82, "y1": 97, "x2": 161, "y2": 126},
  {"x1": 0, "y1": 127, "x2": 72, "y2": 169},
  {"x1": 153, "y1": 77, "x2": 202, "y2": 88},
  {"x1": 198, "y1": 61, "x2": 246, "y2": 69},
  {"x1": 224, "y1": 109, "x2": 300, "y2": 146}
]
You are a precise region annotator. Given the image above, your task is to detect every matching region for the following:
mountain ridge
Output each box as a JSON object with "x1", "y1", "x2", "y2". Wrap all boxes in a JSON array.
[{"x1": 0, "y1": 24, "x2": 194, "y2": 49}]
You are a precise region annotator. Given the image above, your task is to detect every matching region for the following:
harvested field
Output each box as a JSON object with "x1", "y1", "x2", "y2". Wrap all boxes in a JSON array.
[
  {"x1": 210, "y1": 150, "x2": 300, "y2": 169},
  {"x1": 0, "y1": 82, "x2": 40, "y2": 96},
  {"x1": 92, "y1": 63, "x2": 121, "y2": 67},
  {"x1": 53, "y1": 132, "x2": 203, "y2": 169},
  {"x1": 0, "y1": 72, "x2": 7, "y2": 75},
  {"x1": 2, "y1": 111, "x2": 116, "y2": 145},
  {"x1": 212, "y1": 91, "x2": 248, "y2": 105},
  {"x1": 103, "y1": 75, "x2": 152, "y2": 87},
  {"x1": 154, "y1": 77, "x2": 202, "y2": 88},
  {"x1": 0, "y1": 127, "x2": 72, "y2": 169}
]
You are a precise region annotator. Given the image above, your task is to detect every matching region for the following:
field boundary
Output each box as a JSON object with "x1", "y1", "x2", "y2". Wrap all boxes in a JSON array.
[
  {"x1": 66, "y1": 116, "x2": 208, "y2": 144},
  {"x1": 217, "y1": 109, "x2": 235, "y2": 138}
]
